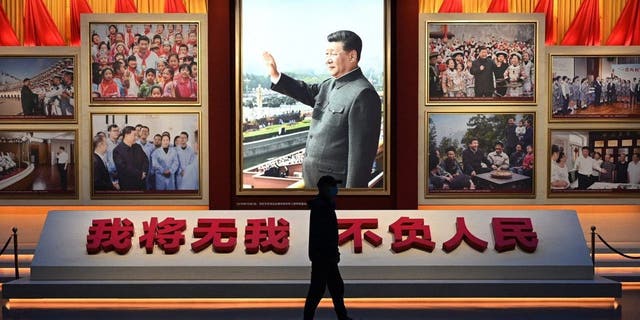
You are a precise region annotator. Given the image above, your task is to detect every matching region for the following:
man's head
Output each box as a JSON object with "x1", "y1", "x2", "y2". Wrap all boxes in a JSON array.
[
  {"x1": 138, "y1": 35, "x2": 150, "y2": 54},
  {"x1": 153, "y1": 134, "x2": 162, "y2": 148},
  {"x1": 180, "y1": 131, "x2": 189, "y2": 147},
  {"x1": 121, "y1": 126, "x2": 136, "y2": 145},
  {"x1": 23, "y1": 78, "x2": 31, "y2": 86},
  {"x1": 468, "y1": 138, "x2": 479, "y2": 151},
  {"x1": 582, "y1": 146, "x2": 590, "y2": 158},
  {"x1": 140, "y1": 126, "x2": 150, "y2": 141},
  {"x1": 619, "y1": 153, "x2": 627, "y2": 162},
  {"x1": 508, "y1": 118, "x2": 515, "y2": 126},
  {"x1": 93, "y1": 135, "x2": 107, "y2": 155},
  {"x1": 478, "y1": 46, "x2": 488, "y2": 59},
  {"x1": 446, "y1": 146, "x2": 456, "y2": 160},
  {"x1": 633, "y1": 153, "x2": 640, "y2": 163},
  {"x1": 59, "y1": 146, "x2": 65, "y2": 152},
  {"x1": 317, "y1": 175, "x2": 341, "y2": 199},
  {"x1": 494, "y1": 142, "x2": 504, "y2": 154},
  {"x1": 107, "y1": 124, "x2": 120, "y2": 141},
  {"x1": 325, "y1": 30, "x2": 361, "y2": 78},
  {"x1": 515, "y1": 143, "x2": 523, "y2": 152}
]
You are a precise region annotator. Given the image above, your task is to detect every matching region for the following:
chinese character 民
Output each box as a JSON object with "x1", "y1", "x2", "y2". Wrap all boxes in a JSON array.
[{"x1": 492, "y1": 217, "x2": 538, "y2": 253}]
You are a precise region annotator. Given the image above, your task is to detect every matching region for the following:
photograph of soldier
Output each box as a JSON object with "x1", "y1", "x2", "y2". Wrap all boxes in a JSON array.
[
  {"x1": 241, "y1": 0, "x2": 385, "y2": 191},
  {"x1": 549, "y1": 130, "x2": 640, "y2": 196},
  {"x1": 427, "y1": 22, "x2": 536, "y2": 102},
  {"x1": 88, "y1": 23, "x2": 199, "y2": 102},
  {"x1": 427, "y1": 113, "x2": 534, "y2": 196},
  {"x1": 91, "y1": 113, "x2": 199, "y2": 197},
  {"x1": 551, "y1": 55, "x2": 640, "y2": 119},
  {"x1": 0, "y1": 131, "x2": 76, "y2": 198},
  {"x1": 0, "y1": 56, "x2": 75, "y2": 120}
]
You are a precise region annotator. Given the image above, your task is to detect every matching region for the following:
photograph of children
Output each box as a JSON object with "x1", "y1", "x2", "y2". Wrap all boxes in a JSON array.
[
  {"x1": 88, "y1": 23, "x2": 199, "y2": 103},
  {"x1": 0, "y1": 56, "x2": 75, "y2": 121},
  {"x1": 240, "y1": 0, "x2": 386, "y2": 191},
  {"x1": 549, "y1": 130, "x2": 640, "y2": 196},
  {"x1": 91, "y1": 113, "x2": 200, "y2": 198},
  {"x1": 550, "y1": 55, "x2": 640, "y2": 120},
  {"x1": 427, "y1": 21, "x2": 536, "y2": 104},
  {"x1": 426, "y1": 113, "x2": 535, "y2": 197},
  {"x1": 0, "y1": 131, "x2": 76, "y2": 198}
]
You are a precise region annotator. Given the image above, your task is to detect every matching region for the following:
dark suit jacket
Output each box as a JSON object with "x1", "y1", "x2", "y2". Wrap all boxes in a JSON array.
[
  {"x1": 271, "y1": 68, "x2": 381, "y2": 188},
  {"x1": 307, "y1": 196, "x2": 339, "y2": 262},
  {"x1": 113, "y1": 142, "x2": 149, "y2": 191},
  {"x1": 93, "y1": 152, "x2": 114, "y2": 191}
]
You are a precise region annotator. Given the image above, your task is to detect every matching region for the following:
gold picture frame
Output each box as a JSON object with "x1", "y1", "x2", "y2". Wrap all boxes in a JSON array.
[
  {"x1": 235, "y1": 0, "x2": 391, "y2": 196},
  {"x1": 0, "y1": 47, "x2": 79, "y2": 124}
]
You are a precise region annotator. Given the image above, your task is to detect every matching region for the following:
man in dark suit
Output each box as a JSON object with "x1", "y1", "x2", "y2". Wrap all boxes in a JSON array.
[
  {"x1": 93, "y1": 135, "x2": 119, "y2": 191},
  {"x1": 20, "y1": 78, "x2": 37, "y2": 116},
  {"x1": 470, "y1": 46, "x2": 496, "y2": 97},
  {"x1": 113, "y1": 126, "x2": 149, "y2": 191},
  {"x1": 263, "y1": 30, "x2": 381, "y2": 188},
  {"x1": 462, "y1": 138, "x2": 492, "y2": 176}
]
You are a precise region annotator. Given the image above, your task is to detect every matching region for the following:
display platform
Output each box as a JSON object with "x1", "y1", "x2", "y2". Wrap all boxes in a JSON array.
[{"x1": 2, "y1": 210, "x2": 622, "y2": 299}]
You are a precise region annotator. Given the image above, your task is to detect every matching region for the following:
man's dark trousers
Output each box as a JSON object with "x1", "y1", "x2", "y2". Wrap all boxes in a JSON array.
[{"x1": 303, "y1": 259, "x2": 348, "y2": 320}]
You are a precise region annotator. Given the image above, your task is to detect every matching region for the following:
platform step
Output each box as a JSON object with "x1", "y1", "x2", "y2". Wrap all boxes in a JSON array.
[{"x1": 0, "y1": 254, "x2": 33, "y2": 268}]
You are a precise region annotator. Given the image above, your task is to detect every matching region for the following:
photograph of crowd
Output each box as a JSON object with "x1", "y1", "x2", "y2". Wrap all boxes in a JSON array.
[
  {"x1": 0, "y1": 56, "x2": 75, "y2": 120},
  {"x1": 0, "y1": 131, "x2": 76, "y2": 198},
  {"x1": 240, "y1": 0, "x2": 386, "y2": 192},
  {"x1": 549, "y1": 130, "x2": 640, "y2": 196},
  {"x1": 550, "y1": 55, "x2": 640, "y2": 120},
  {"x1": 427, "y1": 21, "x2": 536, "y2": 104},
  {"x1": 88, "y1": 22, "x2": 199, "y2": 103},
  {"x1": 427, "y1": 113, "x2": 535, "y2": 196},
  {"x1": 91, "y1": 113, "x2": 200, "y2": 197}
]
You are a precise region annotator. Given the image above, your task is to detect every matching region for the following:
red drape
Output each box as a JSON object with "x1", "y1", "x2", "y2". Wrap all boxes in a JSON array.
[
  {"x1": 534, "y1": 0, "x2": 556, "y2": 45},
  {"x1": 0, "y1": 3, "x2": 19, "y2": 45},
  {"x1": 23, "y1": 0, "x2": 65, "y2": 46},
  {"x1": 606, "y1": 0, "x2": 640, "y2": 45},
  {"x1": 561, "y1": 0, "x2": 600, "y2": 45},
  {"x1": 71, "y1": 0, "x2": 93, "y2": 46},
  {"x1": 438, "y1": 0, "x2": 462, "y2": 12},
  {"x1": 115, "y1": 0, "x2": 138, "y2": 13},
  {"x1": 487, "y1": 0, "x2": 509, "y2": 12},
  {"x1": 165, "y1": 0, "x2": 187, "y2": 13}
]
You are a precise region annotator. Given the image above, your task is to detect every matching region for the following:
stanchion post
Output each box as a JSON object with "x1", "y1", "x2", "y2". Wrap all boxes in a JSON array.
[
  {"x1": 591, "y1": 226, "x2": 596, "y2": 268},
  {"x1": 13, "y1": 227, "x2": 19, "y2": 279}
]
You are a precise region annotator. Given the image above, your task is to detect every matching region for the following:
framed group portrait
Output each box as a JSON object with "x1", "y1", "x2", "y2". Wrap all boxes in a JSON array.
[
  {"x1": 90, "y1": 112, "x2": 202, "y2": 199},
  {"x1": 548, "y1": 47, "x2": 640, "y2": 122},
  {"x1": 0, "y1": 47, "x2": 78, "y2": 123},
  {"x1": 548, "y1": 129, "x2": 640, "y2": 197},
  {"x1": 81, "y1": 14, "x2": 206, "y2": 106},
  {"x1": 0, "y1": 130, "x2": 77, "y2": 199},
  {"x1": 235, "y1": 0, "x2": 390, "y2": 195},
  {"x1": 425, "y1": 112, "x2": 535, "y2": 198},
  {"x1": 423, "y1": 13, "x2": 543, "y2": 106}
]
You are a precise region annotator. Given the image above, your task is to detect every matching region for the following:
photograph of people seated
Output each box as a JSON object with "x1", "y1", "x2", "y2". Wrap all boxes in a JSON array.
[
  {"x1": 89, "y1": 23, "x2": 198, "y2": 102},
  {"x1": 91, "y1": 114, "x2": 199, "y2": 197},
  {"x1": 551, "y1": 55, "x2": 640, "y2": 119},
  {"x1": 0, "y1": 131, "x2": 75, "y2": 197},
  {"x1": 427, "y1": 22, "x2": 536, "y2": 103},
  {"x1": 0, "y1": 57, "x2": 75, "y2": 120},
  {"x1": 427, "y1": 113, "x2": 534, "y2": 196},
  {"x1": 549, "y1": 130, "x2": 640, "y2": 195}
]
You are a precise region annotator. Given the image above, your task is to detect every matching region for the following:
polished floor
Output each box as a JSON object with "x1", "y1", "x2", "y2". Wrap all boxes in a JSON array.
[
  {"x1": 574, "y1": 101, "x2": 640, "y2": 116},
  {"x1": 3, "y1": 164, "x2": 75, "y2": 192},
  {"x1": 2, "y1": 289, "x2": 639, "y2": 320}
]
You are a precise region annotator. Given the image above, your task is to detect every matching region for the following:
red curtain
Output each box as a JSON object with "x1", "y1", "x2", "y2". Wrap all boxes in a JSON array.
[
  {"x1": 561, "y1": 0, "x2": 600, "y2": 45},
  {"x1": 115, "y1": 0, "x2": 138, "y2": 13},
  {"x1": 71, "y1": 0, "x2": 93, "y2": 46},
  {"x1": 534, "y1": 0, "x2": 556, "y2": 45},
  {"x1": 0, "y1": 3, "x2": 19, "y2": 45},
  {"x1": 487, "y1": 0, "x2": 508, "y2": 12},
  {"x1": 606, "y1": 0, "x2": 640, "y2": 45},
  {"x1": 165, "y1": 0, "x2": 187, "y2": 13},
  {"x1": 23, "y1": 0, "x2": 65, "y2": 46},
  {"x1": 438, "y1": 0, "x2": 462, "y2": 12}
]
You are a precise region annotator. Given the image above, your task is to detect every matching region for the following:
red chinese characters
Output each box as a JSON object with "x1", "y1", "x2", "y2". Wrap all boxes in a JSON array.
[
  {"x1": 442, "y1": 217, "x2": 488, "y2": 253},
  {"x1": 138, "y1": 217, "x2": 187, "y2": 254},
  {"x1": 338, "y1": 219, "x2": 383, "y2": 253},
  {"x1": 86, "y1": 218, "x2": 134, "y2": 255},
  {"x1": 192, "y1": 218, "x2": 237, "y2": 253},
  {"x1": 492, "y1": 217, "x2": 538, "y2": 253},
  {"x1": 388, "y1": 217, "x2": 435, "y2": 253},
  {"x1": 244, "y1": 217, "x2": 290, "y2": 254}
]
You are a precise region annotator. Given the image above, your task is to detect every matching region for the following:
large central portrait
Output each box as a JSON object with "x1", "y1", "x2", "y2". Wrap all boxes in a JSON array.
[{"x1": 236, "y1": 0, "x2": 389, "y2": 195}]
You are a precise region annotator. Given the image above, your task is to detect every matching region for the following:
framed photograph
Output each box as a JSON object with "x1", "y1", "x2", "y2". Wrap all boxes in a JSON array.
[
  {"x1": 90, "y1": 112, "x2": 201, "y2": 199},
  {"x1": 0, "y1": 130, "x2": 77, "y2": 199},
  {"x1": 0, "y1": 47, "x2": 78, "y2": 123},
  {"x1": 423, "y1": 13, "x2": 543, "y2": 105},
  {"x1": 236, "y1": 0, "x2": 389, "y2": 195},
  {"x1": 548, "y1": 47, "x2": 640, "y2": 121},
  {"x1": 548, "y1": 129, "x2": 640, "y2": 197},
  {"x1": 81, "y1": 14, "x2": 206, "y2": 105},
  {"x1": 425, "y1": 112, "x2": 535, "y2": 198}
]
